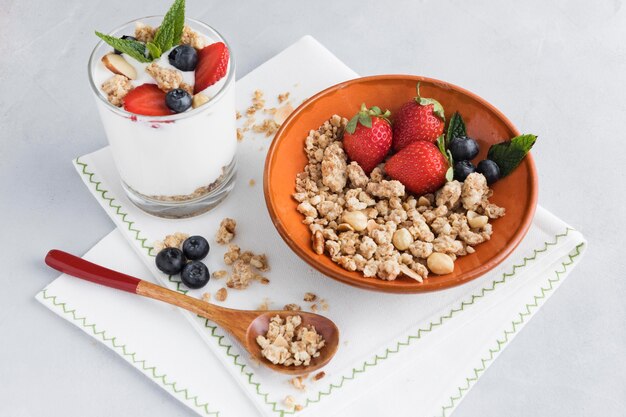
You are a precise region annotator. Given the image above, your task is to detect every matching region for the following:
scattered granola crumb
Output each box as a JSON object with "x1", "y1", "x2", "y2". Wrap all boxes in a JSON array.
[
  {"x1": 216, "y1": 218, "x2": 237, "y2": 244},
  {"x1": 180, "y1": 25, "x2": 207, "y2": 49},
  {"x1": 146, "y1": 62, "x2": 183, "y2": 92},
  {"x1": 289, "y1": 376, "x2": 306, "y2": 391},
  {"x1": 252, "y1": 119, "x2": 280, "y2": 137},
  {"x1": 236, "y1": 128, "x2": 244, "y2": 141},
  {"x1": 258, "y1": 298, "x2": 271, "y2": 310},
  {"x1": 134, "y1": 22, "x2": 155, "y2": 43},
  {"x1": 273, "y1": 103, "x2": 294, "y2": 125},
  {"x1": 202, "y1": 292, "x2": 211, "y2": 302},
  {"x1": 284, "y1": 395, "x2": 296, "y2": 409},
  {"x1": 101, "y1": 75, "x2": 133, "y2": 107},
  {"x1": 278, "y1": 92, "x2": 290, "y2": 103},
  {"x1": 312, "y1": 371, "x2": 326, "y2": 381},
  {"x1": 284, "y1": 303, "x2": 301, "y2": 311},
  {"x1": 253, "y1": 90, "x2": 265, "y2": 109},
  {"x1": 310, "y1": 304, "x2": 318, "y2": 313},
  {"x1": 236, "y1": 111, "x2": 242, "y2": 120},
  {"x1": 250, "y1": 254, "x2": 270, "y2": 271},
  {"x1": 256, "y1": 315, "x2": 325, "y2": 366},
  {"x1": 319, "y1": 299, "x2": 329, "y2": 311},
  {"x1": 215, "y1": 288, "x2": 228, "y2": 302},
  {"x1": 249, "y1": 179, "x2": 256, "y2": 186},
  {"x1": 294, "y1": 404, "x2": 303, "y2": 412},
  {"x1": 212, "y1": 270, "x2": 228, "y2": 279},
  {"x1": 303, "y1": 292, "x2": 317, "y2": 302},
  {"x1": 154, "y1": 232, "x2": 189, "y2": 252}
]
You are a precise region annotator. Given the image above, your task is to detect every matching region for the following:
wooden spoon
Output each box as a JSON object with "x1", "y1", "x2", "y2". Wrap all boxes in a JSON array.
[{"x1": 45, "y1": 249, "x2": 339, "y2": 375}]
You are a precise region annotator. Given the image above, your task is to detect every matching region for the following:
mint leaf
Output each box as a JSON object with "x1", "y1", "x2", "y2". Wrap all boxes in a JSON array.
[
  {"x1": 146, "y1": 42, "x2": 162, "y2": 59},
  {"x1": 95, "y1": 31, "x2": 150, "y2": 63},
  {"x1": 446, "y1": 112, "x2": 466, "y2": 146},
  {"x1": 152, "y1": 0, "x2": 186, "y2": 55},
  {"x1": 487, "y1": 134, "x2": 537, "y2": 177}
]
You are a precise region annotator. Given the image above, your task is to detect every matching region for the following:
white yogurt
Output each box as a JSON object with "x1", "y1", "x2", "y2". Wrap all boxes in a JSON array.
[{"x1": 89, "y1": 17, "x2": 236, "y2": 198}]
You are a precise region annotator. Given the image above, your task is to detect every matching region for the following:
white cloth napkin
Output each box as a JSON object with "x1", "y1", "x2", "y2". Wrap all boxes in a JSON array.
[{"x1": 37, "y1": 36, "x2": 587, "y2": 417}]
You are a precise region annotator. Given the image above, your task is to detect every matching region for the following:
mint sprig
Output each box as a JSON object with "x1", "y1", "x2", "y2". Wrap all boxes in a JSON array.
[
  {"x1": 95, "y1": 31, "x2": 150, "y2": 63},
  {"x1": 151, "y1": 0, "x2": 186, "y2": 58},
  {"x1": 487, "y1": 134, "x2": 537, "y2": 177},
  {"x1": 446, "y1": 111, "x2": 466, "y2": 146}
]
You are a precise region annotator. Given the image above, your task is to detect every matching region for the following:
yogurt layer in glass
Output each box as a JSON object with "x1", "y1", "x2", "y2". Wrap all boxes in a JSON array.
[{"x1": 88, "y1": 16, "x2": 236, "y2": 218}]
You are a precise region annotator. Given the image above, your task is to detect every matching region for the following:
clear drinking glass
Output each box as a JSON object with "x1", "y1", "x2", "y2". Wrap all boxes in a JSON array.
[{"x1": 88, "y1": 16, "x2": 236, "y2": 218}]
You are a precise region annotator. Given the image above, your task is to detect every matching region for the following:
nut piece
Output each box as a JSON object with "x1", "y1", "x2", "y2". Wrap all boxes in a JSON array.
[
  {"x1": 392, "y1": 228, "x2": 413, "y2": 251},
  {"x1": 399, "y1": 264, "x2": 423, "y2": 283},
  {"x1": 192, "y1": 93, "x2": 210, "y2": 108},
  {"x1": 467, "y1": 210, "x2": 489, "y2": 229},
  {"x1": 312, "y1": 371, "x2": 326, "y2": 381},
  {"x1": 341, "y1": 211, "x2": 368, "y2": 232},
  {"x1": 215, "y1": 287, "x2": 228, "y2": 302},
  {"x1": 418, "y1": 196, "x2": 431, "y2": 207},
  {"x1": 303, "y1": 292, "x2": 317, "y2": 302},
  {"x1": 312, "y1": 230, "x2": 324, "y2": 254},
  {"x1": 101, "y1": 54, "x2": 137, "y2": 80},
  {"x1": 427, "y1": 253, "x2": 455, "y2": 275}
]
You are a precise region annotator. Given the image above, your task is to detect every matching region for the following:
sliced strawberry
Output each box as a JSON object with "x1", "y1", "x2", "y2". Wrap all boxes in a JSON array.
[
  {"x1": 194, "y1": 42, "x2": 229, "y2": 94},
  {"x1": 123, "y1": 84, "x2": 173, "y2": 116}
]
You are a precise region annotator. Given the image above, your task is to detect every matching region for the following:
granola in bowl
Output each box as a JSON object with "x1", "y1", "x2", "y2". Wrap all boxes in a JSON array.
[{"x1": 292, "y1": 114, "x2": 509, "y2": 282}]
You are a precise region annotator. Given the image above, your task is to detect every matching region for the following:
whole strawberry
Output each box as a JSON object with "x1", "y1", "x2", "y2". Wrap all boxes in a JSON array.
[
  {"x1": 392, "y1": 83, "x2": 445, "y2": 151},
  {"x1": 385, "y1": 140, "x2": 450, "y2": 195},
  {"x1": 343, "y1": 104, "x2": 392, "y2": 174}
]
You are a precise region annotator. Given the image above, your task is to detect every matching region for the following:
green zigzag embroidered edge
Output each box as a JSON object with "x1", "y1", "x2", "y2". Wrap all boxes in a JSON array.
[
  {"x1": 436, "y1": 242, "x2": 585, "y2": 417},
  {"x1": 38, "y1": 289, "x2": 220, "y2": 417},
  {"x1": 73, "y1": 156, "x2": 575, "y2": 416}
]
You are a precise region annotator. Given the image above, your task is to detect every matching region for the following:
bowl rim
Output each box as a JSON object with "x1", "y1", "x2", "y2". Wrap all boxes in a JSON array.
[{"x1": 264, "y1": 74, "x2": 538, "y2": 293}]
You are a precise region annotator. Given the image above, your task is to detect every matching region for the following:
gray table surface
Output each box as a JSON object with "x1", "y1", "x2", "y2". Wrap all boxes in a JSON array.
[{"x1": 2, "y1": 0, "x2": 625, "y2": 415}]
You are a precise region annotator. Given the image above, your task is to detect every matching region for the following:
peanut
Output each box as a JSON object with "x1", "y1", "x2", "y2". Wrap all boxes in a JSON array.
[
  {"x1": 467, "y1": 210, "x2": 489, "y2": 229},
  {"x1": 427, "y1": 252, "x2": 454, "y2": 275},
  {"x1": 392, "y1": 228, "x2": 414, "y2": 251},
  {"x1": 341, "y1": 210, "x2": 368, "y2": 231}
]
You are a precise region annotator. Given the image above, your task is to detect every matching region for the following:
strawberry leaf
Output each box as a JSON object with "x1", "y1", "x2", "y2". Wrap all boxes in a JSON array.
[
  {"x1": 359, "y1": 113, "x2": 372, "y2": 128},
  {"x1": 487, "y1": 134, "x2": 537, "y2": 177},
  {"x1": 446, "y1": 167, "x2": 454, "y2": 182},
  {"x1": 95, "y1": 31, "x2": 150, "y2": 63},
  {"x1": 346, "y1": 115, "x2": 359, "y2": 134},
  {"x1": 418, "y1": 97, "x2": 445, "y2": 120},
  {"x1": 446, "y1": 112, "x2": 466, "y2": 146}
]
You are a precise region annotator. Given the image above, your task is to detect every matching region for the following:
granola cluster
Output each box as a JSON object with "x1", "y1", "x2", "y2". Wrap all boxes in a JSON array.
[
  {"x1": 237, "y1": 90, "x2": 293, "y2": 141},
  {"x1": 101, "y1": 74, "x2": 133, "y2": 107},
  {"x1": 256, "y1": 315, "x2": 325, "y2": 366},
  {"x1": 293, "y1": 115, "x2": 506, "y2": 281},
  {"x1": 211, "y1": 218, "x2": 270, "y2": 301}
]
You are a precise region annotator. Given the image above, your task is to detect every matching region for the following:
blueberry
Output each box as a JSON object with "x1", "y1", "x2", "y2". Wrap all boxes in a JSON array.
[
  {"x1": 449, "y1": 136, "x2": 480, "y2": 161},
  {"x1": 155, "y1": 247, "x2": 186, "y2": 275},
  {"x1": 165, "y1": 89, "x2": 192, "y2": 113},
  {"x1": 454, "y1": 160, "x2": 476, "y2": 182},
  {"x1": 114, "y1": 35, "x2": 137, "y2": 54},
  {"x1": 182, "y1": 236, "x2": 210, "y2": 260},
  {"x1": 181, "y1": 261, "x2": 210, "y2": 289},
  {"x1": 168, "y1": 45, "x2": 198, "y2": 71},
  {"x1": 477, "y1": 159, "x2": 501, "y2": 184}
]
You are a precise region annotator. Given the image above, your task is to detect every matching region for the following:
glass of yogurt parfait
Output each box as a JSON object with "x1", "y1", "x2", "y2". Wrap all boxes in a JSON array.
[{"x1": 88, "y1": 1, "x2": 236, "y2": 218}]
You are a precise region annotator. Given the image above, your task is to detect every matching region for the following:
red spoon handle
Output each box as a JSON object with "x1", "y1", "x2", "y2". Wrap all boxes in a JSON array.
[{"x1": 45, "y1": 249, "x2": 141, "y2": 293}]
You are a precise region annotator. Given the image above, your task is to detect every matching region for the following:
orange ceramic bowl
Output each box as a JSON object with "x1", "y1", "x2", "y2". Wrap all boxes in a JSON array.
[{"x1": 264, "y1": 75, "x2": 538, "y2": 293}]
